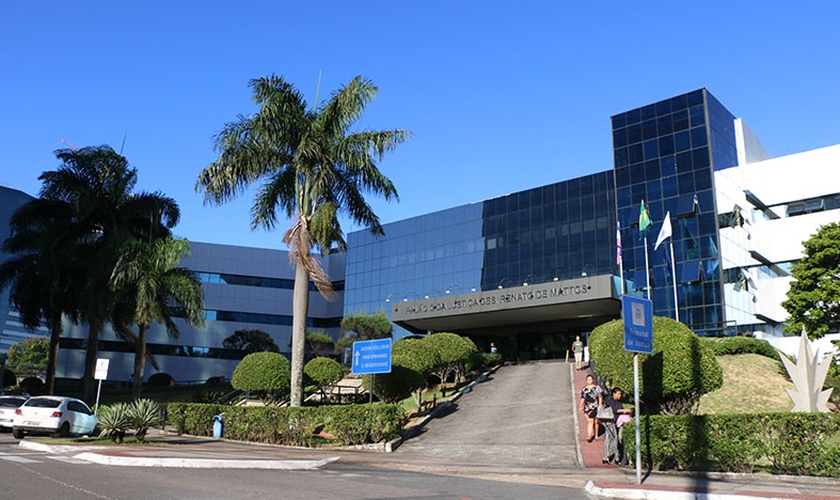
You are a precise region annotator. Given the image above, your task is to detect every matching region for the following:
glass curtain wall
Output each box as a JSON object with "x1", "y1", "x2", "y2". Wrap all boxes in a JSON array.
[{"x1": 612, "y1": 88, "x2": 736, "y2": 336}]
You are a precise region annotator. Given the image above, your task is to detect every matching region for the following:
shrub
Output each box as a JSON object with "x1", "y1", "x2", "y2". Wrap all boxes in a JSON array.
[
  {"x1": 701, "y1": 336, "x2": 779, "y2": 360},
  {"x1": 392, "y1": 338, "x2": 439, "y2": 407},
  {"x1": 364, "y1": 354, "x2": 425, "y2": 403},
  {"x1": 304, "y1": 357, "x2": 344, "y2": 399},
  {"x1": 165, "y1": 402, "x2": 406, "y2": 446},
  {"x1": 589, "y1": 316, "x2": 723, "y2": 414},
  {"x1": 626, "y1": 412, "x2": 840, "y2": 477},
  {"x1": 98, "y1": 402, "x2": 132, "y2": 444},
  {"x1": 231, "y1": 351, "x2": 291, "y2": 405},
  {"x1": 148, "y1": 372, "x2": 174, "y2": 387},
  {"x1": 19, "y1": 376, "x2": 45, "y2": 395},
  {"x1": 3, "y1": 368, "x2": 16, "y2": 388},
  {"x1": 131, "y1": 398, "x2": 164, "y2": 442},
  {"x1": 483, "y1": 352, "x2": 503, "y2": 367}
]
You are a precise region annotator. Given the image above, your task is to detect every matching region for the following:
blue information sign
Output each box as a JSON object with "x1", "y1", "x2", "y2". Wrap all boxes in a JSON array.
[
  {"x1": 622, "y1": 295, "x2": 653, "y2": 354},
  {"x1": 351, "y1": 338, "x2": 393, "y2": 375}
]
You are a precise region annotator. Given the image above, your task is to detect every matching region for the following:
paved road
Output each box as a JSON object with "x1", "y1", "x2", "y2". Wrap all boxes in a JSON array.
[{"x1": 397, "y1": 361, "x2": 579, "y2": 469}]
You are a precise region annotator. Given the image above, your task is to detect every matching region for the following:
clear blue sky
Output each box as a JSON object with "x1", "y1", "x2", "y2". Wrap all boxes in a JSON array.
[{"x1": 2, "y1": 1, "x2": 838, "y2": 250}]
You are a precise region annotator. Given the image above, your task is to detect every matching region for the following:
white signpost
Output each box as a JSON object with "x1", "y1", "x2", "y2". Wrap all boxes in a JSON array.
[{"x1": 94, "y1": 358, "x2": 110, "y2": 415}]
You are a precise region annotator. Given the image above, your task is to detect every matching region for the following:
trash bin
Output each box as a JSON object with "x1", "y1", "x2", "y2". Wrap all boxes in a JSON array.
[{"x1": 212, "y1": 415, "x2": 223, "y2": 439}]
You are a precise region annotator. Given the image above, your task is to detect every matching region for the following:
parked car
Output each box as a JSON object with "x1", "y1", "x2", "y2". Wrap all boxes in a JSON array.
[
  {"x1": 0, "y1": 396, "x2": 28, "y2": 431},
  {"x1": 12, "y1": 396, "x2": 98, "y2": 439}
]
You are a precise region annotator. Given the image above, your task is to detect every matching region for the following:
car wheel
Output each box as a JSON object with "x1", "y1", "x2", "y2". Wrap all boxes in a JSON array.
[
  {"x1": 12, "y1": 428, "x2": 24, "y2": 439},
  {"x1": 55, "y1": 422, "x2": 70, "y2": 438}
]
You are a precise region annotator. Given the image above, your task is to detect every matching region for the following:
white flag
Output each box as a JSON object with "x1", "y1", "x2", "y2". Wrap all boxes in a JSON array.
[{"x1": 654, "y1": 211, "x2": 672, "y2": 251}]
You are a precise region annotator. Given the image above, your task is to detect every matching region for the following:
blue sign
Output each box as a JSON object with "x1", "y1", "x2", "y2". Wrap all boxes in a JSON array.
[
  {"x1": 351, "y1": 338, "x2": 392, "y2": 375},
  {"x1": 622, "y1": 295, "x2": 653, "y2": 354}
]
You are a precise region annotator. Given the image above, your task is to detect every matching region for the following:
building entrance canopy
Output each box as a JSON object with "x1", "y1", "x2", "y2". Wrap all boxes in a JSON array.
[{"x1": 391, "y1": 275, "x2": 622, "y2": 336}]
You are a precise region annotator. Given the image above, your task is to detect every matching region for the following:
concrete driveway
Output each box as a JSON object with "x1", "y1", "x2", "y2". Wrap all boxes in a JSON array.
[{"x1": 396, "y1": 361, "x2": 579, "y2": 469}]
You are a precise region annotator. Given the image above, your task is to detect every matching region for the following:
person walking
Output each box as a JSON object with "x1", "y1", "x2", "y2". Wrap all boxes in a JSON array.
[
  {"x1": 601, "y1": 387, "x2": 633, "y2": 464},
  {"x1": 572, "y1": 335, "x2": 584, "y2": 370},
  {"x1": 579, "y1": 374, "x2": 603, "y2": 442}
]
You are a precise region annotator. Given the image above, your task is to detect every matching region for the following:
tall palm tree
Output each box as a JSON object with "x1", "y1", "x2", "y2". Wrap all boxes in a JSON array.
[
  {"x1": 111, "y1": 236, "x2": 205, "y2": 398},
  {"x1": 0, "y1": 199, "x2": 86, "y2": 394},
  {"x1": 4, "y1": 146, "x2": 179, "y2": 401},
  {"x1": 197, "y1": 75, "x2": 410, "y2": 406}
]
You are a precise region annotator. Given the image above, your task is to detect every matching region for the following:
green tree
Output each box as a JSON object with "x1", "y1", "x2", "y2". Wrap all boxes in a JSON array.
[
  {"x1": 393, "y1": 337, "x2": 440, "y2": 407},
  {"x1": 223, "y1": 329, "x2": 279, "y2": 355},
  {"x1": 5, "y1": 337, "x2": 49, "y2": 378},
  {"x1": 305, "y1": 330, "x2": 335, "y2": 359},
  {"x1": 26, "y1": 146, "x2": 180, "y2": 402},
  {"x1": 782, "y1": 222, "x2": 840, "y2": 339},
  {"x1": 197, "y1": 75, "x2": 410, "y2": 406},
  {"x1": 337, "y1": 311, "x2": 393, "y2": 353},
  {"x1": 231, "y1": 351, "x2": 292, "y2": 405},
  {"x1": 110, "y1": 237, "x2": 205, "y2": 398},
  {"x1": 425, "y1": 332, "x2": 478, "y2": 388},
  {"x1": 303, "y1": 356, "x2": 344, "y2": 400},
  {"x1": 0, "y1": 195, "x2": 86, "y2": 394},
  {"x1": 588, "y1": 316, "x2": 723, "y2": 415}
]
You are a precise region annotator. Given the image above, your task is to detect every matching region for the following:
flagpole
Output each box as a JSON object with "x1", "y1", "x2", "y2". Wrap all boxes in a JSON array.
[
  {"x1": 644, "y1": 235, "x2": 650, "y2": 301},
  {"x1": 669, "y1": 239, "x2": 679, "y2": 322},
  {"x1": 618, "y1": 222, "x2": 626, "y2": 295}
]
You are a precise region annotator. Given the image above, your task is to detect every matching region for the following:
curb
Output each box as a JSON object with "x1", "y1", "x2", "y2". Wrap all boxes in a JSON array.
[
  {"x1": 584, "y1": 480, "x2": 792, "y2": 500},
  {"x1": 73, "y1": 452, "x2": 340, "y2": 469},
  {"x1": 18, "y1": 438, "x2": 340, "y2": 469}
]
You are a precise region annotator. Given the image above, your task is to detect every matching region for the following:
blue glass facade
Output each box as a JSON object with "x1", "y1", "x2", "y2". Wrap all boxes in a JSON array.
[
  {"x1": 612, "y1": 88, "x2": 735, "y2": 335},
  {"x1": 346, "y1": 88, "x2": 740, "y2": 338}
]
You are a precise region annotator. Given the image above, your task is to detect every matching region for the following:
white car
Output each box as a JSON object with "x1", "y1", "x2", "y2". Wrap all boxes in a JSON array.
[
  {"x1": 0, "y1": 396, "x2": 28, "y2": 430},
  {"x1": 12, "y1": 396, "x2": 98, "y2": 439}
]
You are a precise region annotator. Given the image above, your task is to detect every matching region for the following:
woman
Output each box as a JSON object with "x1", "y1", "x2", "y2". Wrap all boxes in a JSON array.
[
  {"x1": 601, "y1": 387, "x2": 633, "y2": 465},
  {"x1": 579, "y1": 374, "x2": 602, "y2": 442}
]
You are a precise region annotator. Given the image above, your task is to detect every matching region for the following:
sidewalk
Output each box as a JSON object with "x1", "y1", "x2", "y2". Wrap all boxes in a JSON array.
[
  {"x1": 13, "y1": 367, "x2": 840, "y2": 500},
  {"x1": 570, "y1": 362, "x2": 840, "y2": 500}
]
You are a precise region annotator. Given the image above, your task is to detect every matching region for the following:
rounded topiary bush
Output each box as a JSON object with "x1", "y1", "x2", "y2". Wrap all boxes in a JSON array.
[
  {"x1": 148, "y1": 372, "x2": 174, "y2": 387},
  {"x1": 589, "y1": 316, "x2": 723, "y2": 415},
  {"x1": 304, "y1": 357, "x2": 344, "y2": 395},
  {"x1": 19, "y1": 376, "x2": 45, "y2": 395},
  {"x1": 3, "y1": 368, "x2": 16, "y2": 388},
  {"x1": 231, "y1": 351, "x2": 291, "y2": 404},
  {"x1": 365, "y1": 354, "x2": 425, "y2": 403}
]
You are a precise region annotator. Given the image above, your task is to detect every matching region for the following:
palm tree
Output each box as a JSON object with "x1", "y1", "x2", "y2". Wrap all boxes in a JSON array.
[
  {"x1": 110, "y1": 237, "x2": 205, "y2": 398},
  {"x1": 196, "y1": 74, "x2": 410, "y2": 406},
  {"x1": 4, "y1": 146, "x2": 180, "y2": 401},
  {"x1": 0, "y1": 199, "x2": 85, "y2": 394}
]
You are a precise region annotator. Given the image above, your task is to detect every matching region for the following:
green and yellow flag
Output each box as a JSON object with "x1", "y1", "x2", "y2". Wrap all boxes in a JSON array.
[{"x1": 639, "y1": 200, "x2": 651, "y2": 240}]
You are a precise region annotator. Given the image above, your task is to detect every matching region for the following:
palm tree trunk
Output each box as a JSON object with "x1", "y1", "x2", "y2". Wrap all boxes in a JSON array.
[
  {"x1": 45, "y1": 316, "x2": 62, "y2": 395},
  {"x1": 133, "y1": 325, "x2": 147, "y2": 399},
  {"x1": 289, "y1": 261, "x2": 310, "y2": 407},
  {"x1": 82, "y1": 325, "x2": 100, "y2": 403}
]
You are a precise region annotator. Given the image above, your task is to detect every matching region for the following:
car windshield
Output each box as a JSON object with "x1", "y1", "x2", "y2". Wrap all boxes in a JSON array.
[
  {"x1": 25, "y1": 398, "x2": 61, "y2": 408},
  {"x1": 0, "y1": 397, "x2": 25, "y2": 407}
]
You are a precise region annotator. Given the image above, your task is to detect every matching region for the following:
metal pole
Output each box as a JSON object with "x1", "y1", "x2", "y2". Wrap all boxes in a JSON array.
[
  {"x1": 369, "y1": 374, "x2": 374, "y2": 404},
  {"x1": 634, "y1": 353, "x2": 642, "y2": 484},
  {"x1": 644, "y1": 235, "x2": 651, "y2": 300},
  {"x1": 669, "y1": 239, "x2": 679, "y2": 322},
  {"x1": 94, "y1": 379, "x2": 103, "y2": 415}
]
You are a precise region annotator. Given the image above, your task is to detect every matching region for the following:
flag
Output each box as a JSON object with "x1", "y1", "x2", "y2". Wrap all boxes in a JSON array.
[
  {"x1": 638, "y1": 200, "x2": 651, "y2": 240},
  {"x1": 616, "y1": 222, "x2": 622, "y2": 265},
  {"x1": 654, "y1": 211, "x2": 672, "y2": 251}
]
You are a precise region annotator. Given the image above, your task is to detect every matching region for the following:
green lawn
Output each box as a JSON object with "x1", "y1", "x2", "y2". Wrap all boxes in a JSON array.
[{"x1": 697, "y1": 353, "x2": 794, "y2": 414}]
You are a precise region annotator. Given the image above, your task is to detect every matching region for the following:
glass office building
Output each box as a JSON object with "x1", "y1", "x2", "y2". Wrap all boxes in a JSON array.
[
  {"x1": 344, "y1": 88, "x2": 840, "y2": 347},
  {"x1": 613, "y1": 88, "x2": 735, "y2": 335}
]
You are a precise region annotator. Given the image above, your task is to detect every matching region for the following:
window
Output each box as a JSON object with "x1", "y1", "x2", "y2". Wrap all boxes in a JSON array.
[{"x1": 680, "y1": 261, "x2": 701, "y2": 283}]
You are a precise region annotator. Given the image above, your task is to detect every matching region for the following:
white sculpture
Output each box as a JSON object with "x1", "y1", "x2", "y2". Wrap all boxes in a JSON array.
[{"x1": 780, "y1": 328, "x2": 832, "y2": 412}]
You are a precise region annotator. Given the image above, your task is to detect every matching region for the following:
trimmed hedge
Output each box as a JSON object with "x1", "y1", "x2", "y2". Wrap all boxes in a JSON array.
[
  {"x1": 625, "y1": 412, "x2": 840, "y2": 477},
  {"x1": 701, "y1": 336, "x2": 780, "y2": 360},
  {"x1": 166, "y1": 402, "x2": 407, "y2": 447}
]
